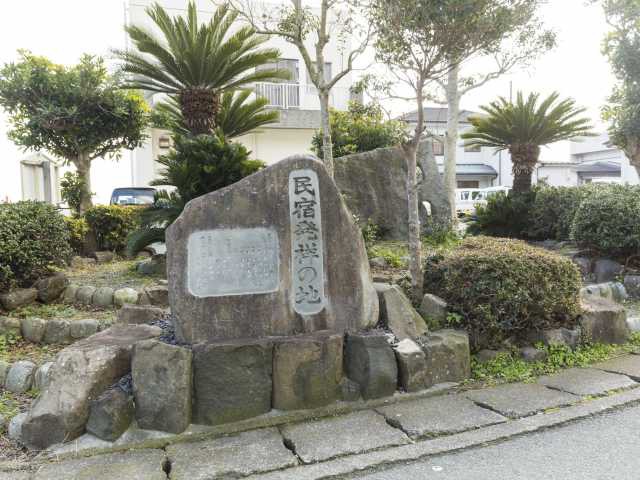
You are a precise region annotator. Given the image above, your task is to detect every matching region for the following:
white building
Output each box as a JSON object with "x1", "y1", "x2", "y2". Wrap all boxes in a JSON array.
[{"x1": 128, "y1": 0, "x2": 354, "y2": 189}]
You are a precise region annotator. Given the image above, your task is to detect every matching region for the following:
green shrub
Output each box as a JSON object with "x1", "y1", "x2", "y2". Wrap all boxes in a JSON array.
[
  {"x1": 84, "y1": 205, "x2": 141, "y2": 252},
  {"x1": 0, "y1": 201, "x2": 72, "y2": 292},
  {"x1": 571, "y1": 184, "x2": 640, "y2": 256},
  {"x1": 527, "y1": 186, "x2": 592, "y2": 241},
  {"x1": 468, "y1": 191, "x2": 536, "y2": 239},
  {"x1": 424, "y1": 236, "x2": 581, "y2": 351},
  {"x1": 64, "y1": 216, "x2": 89, "y2": 254},
  {"x1": 60, "y1": 172, "x2": 88, "y2": 216}
]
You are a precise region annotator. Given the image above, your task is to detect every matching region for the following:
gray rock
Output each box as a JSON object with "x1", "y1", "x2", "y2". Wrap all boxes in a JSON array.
[
  {"x1": 43, "y1": 318, "x2": 71, "y2": 345},
  {"x1": 93, "y1": 251, "x2": 114, "y2": 264},
  {"x1": 86, "y1": 387, "x2": 134, "y2": 441},
  {"x1": 345, "y1": 332, "x2": 398, "y2": 400},
  {"x1": 572, "y1": 256, "x2": 592, "y2": 279},
  {"x1": 520, "y1": 346, "x2": 548, "y2": 363},
  {"x1": 369, "y1": 257, "x2": 388, "y2": 269},
  {"x1": 136, "y1": 254, "x2": 166, "y2": 277},
  {"x1": 69, "y1": 318, "x2": 100, "y2": 339},
  {"x1": 394, "y1": 338, "x2": 427, "y2": 392},
  {"x1": 538, "y1": 367, "x2": 637, "y2": 396},
  {"x1": 166, "y1": 155, "x2": 379, "y2": 344},
  {"x1": 144, "y1": 285, "x2": 169, "y2": 307},
  {"x1": 624, "y1": 275, "x2": 640, "y2": 298},
  {"x1": 8, "y1": 412, "x2": 27, "y2": 443},
  {"x1": 192, "y1": 339, "x2": 273, "y2": 425},
  {"x1": 580, "y1": 282, "x2": 628, "y2": 303},
  {"x1": 580, "y1": 296, "x2": 630, "y2": 345},
  {"x1": 0, "y1": 360, "x2": 10, "y2": 385},
  {"x1": 377, "y1": 395, "x2": 506, "y2": 439},
  {"x1": 0, "y1": 288, "x2": 37, "y2": 311},
  {"x1": 0, "y1": 316, "x2": 22, "y2": 338},
  {"x1": 34, "y1": 362, "x2": 53, "y2": 391},
  {"x1": 92, "y1": 286, "x2": 114, "y2": 307},
  {"x1": 530, "y1": 327, "x2": 582, "y2": 349},
  {"x1": 116, "y1": 304, "x2": 166, "y2": 325},
  {"x1": 340, "y1": 377, "x2": 361, "y2": 402},
  {"x1": 5, "y1": 361, "x2": 36, "y2": 393},
  {"x1": 611, "y1": 282, "x2": 629, "y2": 302},
  {"x1": 70, "y1": 256, "x2": 96, "y2": 268},
  {"x1": 594, "y1": 258, "x2": 624, "y2": 283},
  {"x1": 33, "y1": 450, "x2": 168, "y2": 480},
  {"x1": 21, "y1": 317, "x2": 47, "y2": 343},
  {"x1": 375, "y1": 283, "x2": 428, "y2": 341},
  {"x1": 476, "y1": 349, "x2": 502, "y2": 363},
  {"x1": 272, "y1": 332, "x2": 343, "y2": 410},
  {"x1": 76, "y1": 285, "x2": 97, "y2": 305},
  {"x1": 421, "y1": 329, "x2": 471, "y2": 387},
  {"x1": 61, "y1": 284, "x2": 79, "y2": 304},
  {"x1": 132, "y1": 340, "x2": 192, "y2": 434},
  {"x1": 34, "y1": 273, "x2": 69, "y2": 303},
  {"x1": 465, "y1": 383, "x2": 579, "y2": 418},
  {"x1": 113, "y1": 288, "x2": 139, "y2": 307},
  {"x1": 419, "y1": 293, "x2": 447, "y2": 326},
  {"x1": 21, "y1": 324, "x2": 162, "y2": 450},
  {"x1": 280, "y1": 410, "x2": 409, "y2": 463},
  {"x1": 167, "y1": 428, "x2": 297, "y2": 479},
  {"x1": 136, "y1": 290, "x2": 151, "y2": 305}
]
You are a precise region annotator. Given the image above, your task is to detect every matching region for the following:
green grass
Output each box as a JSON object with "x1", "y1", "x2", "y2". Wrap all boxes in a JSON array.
[
  {"x1": 9, "y1": 303, "x2": 116, "y2": 323},
  {"x1": 471, "y1": 334, "x2": 640, "y2": 385},
  {"x1": 65, "y1": 258, "x2": 161, "y2": 289},
  {"x1": 0, "y1": 391, "x2": 21, "y2": 423}
]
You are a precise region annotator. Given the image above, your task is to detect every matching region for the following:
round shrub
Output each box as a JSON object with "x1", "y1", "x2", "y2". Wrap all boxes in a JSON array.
[
  {"x1": 571, "y1": 184, "x2": 640, "y2": 256},
  {"x1": 0, "y1": 201, "x2": 72, "y2": 292},
  {"x1": 84, "y1": 205, "x2": 141, "y2": 252},
  {"x1": 468, "y1": 191, "x2": 536, "y2": 239},
  {"x1": 424, "y1": 236, "x2": 581, "y2": 351},
  {"x1": 527, "y1": 186, "x2": 592, "y2": 241}
]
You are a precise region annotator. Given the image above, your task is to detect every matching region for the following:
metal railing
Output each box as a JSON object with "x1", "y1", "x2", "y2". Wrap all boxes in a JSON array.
[{"x1": 255, "y1": 82, "x2": 301, "y2": 109}]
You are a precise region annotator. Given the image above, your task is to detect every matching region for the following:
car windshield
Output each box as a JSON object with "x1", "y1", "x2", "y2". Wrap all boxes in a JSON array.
[{"x1": 111, "y1": 189, "x2": 155, "y2": 205}]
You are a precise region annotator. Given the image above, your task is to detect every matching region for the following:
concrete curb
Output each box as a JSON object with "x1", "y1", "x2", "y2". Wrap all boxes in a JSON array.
[{"x1": 248, "y1": 387, "x2": 640, "y2": 480}]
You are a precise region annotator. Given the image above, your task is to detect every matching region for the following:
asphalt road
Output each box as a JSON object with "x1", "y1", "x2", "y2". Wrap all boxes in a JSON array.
[{"x1": 353, "y1": 404, "x2": 640, "y2": 480}]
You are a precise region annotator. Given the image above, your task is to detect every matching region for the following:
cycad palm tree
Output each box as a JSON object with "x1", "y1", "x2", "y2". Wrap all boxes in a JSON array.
[
  {"x1": 462, "y1": 92, "x2": 595, "y2": 193},
  {"x1": 115, "y1": 1, "x2": 288, "y2": 135}
]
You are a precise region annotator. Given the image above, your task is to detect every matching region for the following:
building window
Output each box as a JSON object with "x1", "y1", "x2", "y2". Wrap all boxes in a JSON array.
[
  {"x1": 457, "y1": 180, "x2": 480, "y2": 188},
  {"x1": 464, "y1": 144, "x2": 481, "y2": 153},
  {"x1": 432, "y1": 141, "x2": 444, "y2": 156}
]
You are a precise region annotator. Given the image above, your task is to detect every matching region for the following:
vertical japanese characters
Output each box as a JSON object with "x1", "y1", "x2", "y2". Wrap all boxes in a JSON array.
[{"x1": 289, "y1": 169, "x2": 326, "y2": 315}]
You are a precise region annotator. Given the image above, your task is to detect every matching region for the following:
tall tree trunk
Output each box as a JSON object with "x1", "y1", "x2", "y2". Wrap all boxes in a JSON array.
[
  {"x1": 319, "y1": 89, "x2": 334, "y2": 177},
  {"x1": 443, "y1": 64, "x2": 460, "y2": 223},
  {"x1": 509, "y1": 144, "x2": 540, "y2": 194},
  {"x1": 75, "y1": 153, "x2": 93, "y2": 215}
]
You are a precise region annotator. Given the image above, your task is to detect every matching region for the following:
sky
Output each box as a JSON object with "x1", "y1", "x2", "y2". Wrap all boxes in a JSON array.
[{"x1": 0, "y1": 0, "x2": 616, "y2": 201}]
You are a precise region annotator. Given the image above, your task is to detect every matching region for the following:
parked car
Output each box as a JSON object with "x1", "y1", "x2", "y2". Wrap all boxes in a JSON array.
[
  {"x1": 110, "y1": 187, "x2": 156, "y2": 206},
  {"x1": 455, "y1": 186, "x2": 510, "y2": 216}
]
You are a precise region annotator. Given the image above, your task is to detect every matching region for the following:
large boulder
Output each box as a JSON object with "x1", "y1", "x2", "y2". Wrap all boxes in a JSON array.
[
  {"x1": 421, "y1": 329, "x2": 471, "y2": 387},
  {"x1": 375, "y1": 283, "x2": 428, "y2": 341},
  {"x1": 116, "y1": 304, "x2": 166, "y2": 325},
  {"x1": 192, "y1": 339, "x2": 273, "y2": 425},
  {"x1": 0, "y1": 288, "x2": 37, "y2": 311},
  {"x1": 34, "y1": 273, "x2": 69, "y2": 303},
  {"x1": 272, "y1": 332, "x2": 343, "y2": 410},
  {"x1": 394, "y1": 338, "x2": 427, "y2": 392},
  {"x1": 594, "y1": 258, "x2": 623, "y2": 283},
  {"x1": 166, "y1": 155, "x2": 378, "y2": 344},
  {"x1": 20, "y1": 324, "x2": 162, "y2": 450},
  {"x1": 419, "y1": 294, "x2": 447, "y2": 325},
  {"x1": 86, "y1": 387, "x2": 134, "y2": 441},
  {"x1": 345, "y1": 332, "x2": 397, "y2": 400},
  {"x1": 580, "y1": 296, "x2": 630, "y2": 344},
  {"x1": 132, "y1": 340, "x2": 192, "y2": 434}
]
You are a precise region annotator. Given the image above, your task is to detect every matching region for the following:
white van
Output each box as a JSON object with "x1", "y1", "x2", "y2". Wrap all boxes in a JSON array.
[{"x1": 455, "y1": 186, "x2": 510, "y2": 216}]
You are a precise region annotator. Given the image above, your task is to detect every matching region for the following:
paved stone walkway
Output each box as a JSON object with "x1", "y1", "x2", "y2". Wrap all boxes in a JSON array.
[{"x1": 4, "y1": 354, "x2": 640, "y2": 480}]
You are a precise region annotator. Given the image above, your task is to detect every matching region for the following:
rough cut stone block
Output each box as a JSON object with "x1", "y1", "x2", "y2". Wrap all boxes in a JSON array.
[
  {"x1": 144, "y1": 285, "x2": 169, "y2": 307},
  {"x1": 62, "y1": 284, "x2": 79, "y2": 304},
  {"x1": 70, "y1": 318, "x2": 100, "y2": 339},
  {"x1": 280, "y1": 410, "x2": 409, "y2": 463},
  {"x1": 529, "y1": 327, "x2": 581, "y2": 349},
  {"x1": 21, "y1": 317, "x2": 47, "y2": 343},
  {"x1": 93, "y1": 251, "x2": 115, "y2": 264},
  {"x1": 76, "y1": 285, "x2": 97, "y2": 305},
  {"x1": 272, "y1": 332, "x2": 343, "y2": 410},
  {"x1": 114, "y1": 288, "x2": 140, "y2": 307},
  {"x1": 34, "y1": 362, "x2": 53, "y2": 391},
  {"x1": 132, "y1": 340, "x2": 192, "y2": 434},
  {"x1": 21, "y1": 324, "x2": 162, "y2": 450},
  {"x1": 394, "y1": 338, "x2": 427, "y2": 392},
  {"x1": 86, "y1": 387, "x2": 134, "y2": 441},
  {"x1": 193, "y1": 339, "x2": 273, "y2": 425},
  {"x1": 92, "y1": 287, "x2": 114, "y2": 307},
  {"x1": 167, "y1": 428, "x2": 297, "y2": 479},
  {"x1": 34, "y1": 273, "x2": 68, "y2": 303},
  {"x1": 0, "y1": 288, "x2": 37, "y2": 311},
  {"x1": 0, "y1": 316, "x2": 22, "y2": 337},
  {"x1": 421, "y1": 329, "x2": 471, "y2": 387},
  {"x1": 580, "y1": 296, "x2": 630, "y2": 344},
  {"x1": 5, "y1": 360, "x2": 36, "y2": 393},
  {"x1": 419, "y1": 293, "x2": 448, "y2": 324},
  {"x1": 345, "y1": 332, "x2": 397, "y2": 400},
  {"x1": 340, "y1": 377, "x2": 361, "y2": 402},
  {"x1": 166, "y1": 155, "x2": 378, "y2": 344},
  {"x1": 8, "y1": 412, "x2": 27, "y2": 443},
  {"x1": 116, "y1": 304, "x2": 166, "y2": 325},
  {"x1": 594, "y1": 258, "x2": 623, "y2": 283},
  {"x1": 43, "y1": 318, "x2": 71, "y2": 345},
  {"x1": 375, "y1": 284, "x2": 428, "y2": 341},
  {"x1": 520, "y1": 346, "x2": 548, "y2": 363}
]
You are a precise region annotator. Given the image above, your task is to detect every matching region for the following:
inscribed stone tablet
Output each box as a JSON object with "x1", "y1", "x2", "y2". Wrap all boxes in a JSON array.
[{"x1": 187, "y1": 227, "x2": 279, "y2": 297}]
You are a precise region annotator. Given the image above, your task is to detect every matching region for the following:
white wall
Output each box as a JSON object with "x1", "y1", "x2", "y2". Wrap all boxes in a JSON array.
[
  {"x1": 237, "y1": 128, "x2": 316, "y2": 164},
  {"x1": 534, "y1": 165, "x2": 578, "y2": 186}
]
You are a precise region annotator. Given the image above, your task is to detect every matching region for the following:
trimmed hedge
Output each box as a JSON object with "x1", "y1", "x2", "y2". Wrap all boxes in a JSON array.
[
  {"x1": 527, "y1": 186, "x2": 592, "y2": 241},
  {"x1": 424, "y1": 236, "x2": 582, "y2": 351},
  {"x1": 84, "y1": 205, "x2": 141, "y2": 252},
  {"x1": 468, "y1": 191, "x2": 535, "y2": 239},
  {"x1": 0, "y1": 201, "x2": 72, "y2": 292},
  {"x1": 64, "y1": 216, "x2": 90, "y2": 254},
  {"x1": 572, "y1": 184, "x2": 640, "y2": 256}
]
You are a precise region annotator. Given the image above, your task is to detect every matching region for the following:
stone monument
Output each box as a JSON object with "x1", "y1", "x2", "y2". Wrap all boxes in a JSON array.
[{"x1": 166, "y1": 155, "x2": 379, "y2": 344}]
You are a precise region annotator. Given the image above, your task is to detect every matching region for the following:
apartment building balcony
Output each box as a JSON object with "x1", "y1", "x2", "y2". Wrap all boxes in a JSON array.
[{"x1": 254, "y1": 82, "x2": 350, "y2": 111}]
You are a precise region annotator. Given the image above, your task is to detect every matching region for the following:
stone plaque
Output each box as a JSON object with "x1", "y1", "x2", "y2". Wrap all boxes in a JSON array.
[
  {"x1": 187, "y1": 227, "x2": 279, "y2": 297},
  {"x1": 289, "y1": 169, "x2": 326, "y2": 315}
]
